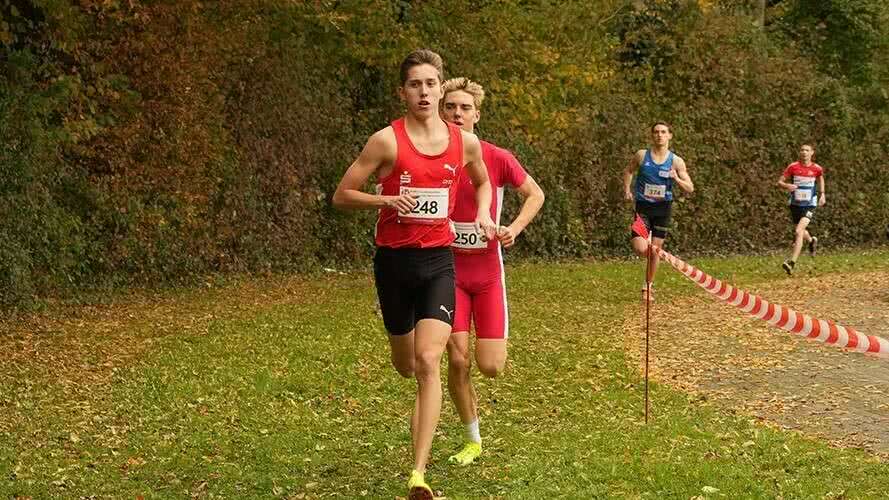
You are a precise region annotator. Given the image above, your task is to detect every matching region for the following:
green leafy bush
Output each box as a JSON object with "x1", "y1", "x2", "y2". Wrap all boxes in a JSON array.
[{"x1": 1, "y1": 0, "x2": 888, "y2": 308}]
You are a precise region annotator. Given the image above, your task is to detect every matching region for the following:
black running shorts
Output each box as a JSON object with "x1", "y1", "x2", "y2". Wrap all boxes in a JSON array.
[
  {"x1": 373, "y1": 247, "x2": 456, "y2": 336},
  {"x1": 789, "y1": 205, "x2": 815, "y2": 225},
  {"x1": 631, "y1": 201, "x2": 672, "y2": 240}
]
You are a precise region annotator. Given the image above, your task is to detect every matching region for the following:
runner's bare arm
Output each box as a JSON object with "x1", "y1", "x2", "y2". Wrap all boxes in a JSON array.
[
  {"x1": 332, "y1": 128, "x2": 415, "y2": 213},
  {"x1": 462, "y1": 132, "x2": 496, "y2": 239},
  {"x1": 623, "y1": 149, "x2": 645, "y2": 201},
  {"x1": 777, "y1": 174, "x2": 797, "y2": 192},
  {"x1": 670, "y1": 156, "x2": 694, "y2": 194},
  {"x1": 818, "y1": 174, "x2": 826, "y2": 205},
  {"x1": 499, "y1": 176, "x2": 545, "y2": 248}
]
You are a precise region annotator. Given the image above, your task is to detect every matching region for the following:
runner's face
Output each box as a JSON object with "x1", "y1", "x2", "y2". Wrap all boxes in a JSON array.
[
  {"x1": 399, "y1": 64, "x2": 442, "y2": 119},
  {"x1": 441, "y1": 90, "x2": 479, "y2": 133},
  {"x1": 799, "y1": 145, "x2": 814, "y2": 163},
  {"x1": 651, "y1": 124, "x2": 671, "y2": 147}
]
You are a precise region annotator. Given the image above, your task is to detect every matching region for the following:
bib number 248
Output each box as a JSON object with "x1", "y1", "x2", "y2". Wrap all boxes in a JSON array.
[{"x1": 398, "y1": 186, "x2": 448, "y2": 224}]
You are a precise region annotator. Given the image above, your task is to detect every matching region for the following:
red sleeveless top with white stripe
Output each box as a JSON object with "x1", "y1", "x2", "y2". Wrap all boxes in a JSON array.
[
  {"x1": 450, "y1": 141, "x2": 528, "y2": 254},
  {"x1": 375, "y1": 118, "x2": 463, "y2": 248}
]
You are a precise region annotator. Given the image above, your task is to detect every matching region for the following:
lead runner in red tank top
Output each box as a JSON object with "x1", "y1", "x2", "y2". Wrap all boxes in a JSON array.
[
  {"x1": 332, "y1": 50, "x2": 496, "y2": 500},
  {"x1": 439, "y1": 77, "x2": 545, "y2": 466}
]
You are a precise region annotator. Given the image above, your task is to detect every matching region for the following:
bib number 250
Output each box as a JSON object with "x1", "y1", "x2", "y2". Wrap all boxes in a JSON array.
[{"x1": 451, "y1": 221, "x2": 487, "y2": 253}]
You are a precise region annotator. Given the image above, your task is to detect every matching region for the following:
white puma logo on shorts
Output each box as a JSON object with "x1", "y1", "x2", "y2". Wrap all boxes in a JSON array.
[
  {"x1": 439, "y1": 305, "x2": 454, "y2": 320},
  {"x1": 443, "y1": 164, "x2": 456, "y2": 175}
]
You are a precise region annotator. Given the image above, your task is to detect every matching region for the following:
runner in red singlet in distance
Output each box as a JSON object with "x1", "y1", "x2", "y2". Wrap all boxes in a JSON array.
[{"x1": 777, "y1": 143, "x2": 826, "y2": 275}]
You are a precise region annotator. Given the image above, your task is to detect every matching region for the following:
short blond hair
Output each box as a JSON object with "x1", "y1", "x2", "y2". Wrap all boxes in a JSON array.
[{"x1": 442, "y1": 77, "x2": 485, "y2": 109}]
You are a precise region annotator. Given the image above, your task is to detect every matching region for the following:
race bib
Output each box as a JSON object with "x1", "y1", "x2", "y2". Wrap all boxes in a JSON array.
[
  {"x1": 644, "y1": 183, "x2": 666, "y2": 199},
  {"x1": 398, "y1": 186, "x2": 448, "y2": 224},
  {"x1": 451, "y1": 221, "x2": 488, "y2": 253},
  {"x1": 793, "y1": 190, "x2": 812, "y2": 202}
]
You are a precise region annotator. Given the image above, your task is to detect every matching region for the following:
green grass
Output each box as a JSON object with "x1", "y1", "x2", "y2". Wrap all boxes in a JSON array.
[{"x1": 2, "y1": 248, "x2": 889, "y2": 498}]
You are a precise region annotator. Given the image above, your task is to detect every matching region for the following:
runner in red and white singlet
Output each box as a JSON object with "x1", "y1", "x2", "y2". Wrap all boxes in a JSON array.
[
  {"x1": 449, "y1": 141, "x2": 527, "y2": 339},
  {"x1": 439, "y1": 77, "x2": 545, "y2": 466},
  {"x1": 777, "y1": 143, "x2": 826, "y2": 275},
  {"x1": 333, "y1": 51, "x2": 497, "y2": 500}
]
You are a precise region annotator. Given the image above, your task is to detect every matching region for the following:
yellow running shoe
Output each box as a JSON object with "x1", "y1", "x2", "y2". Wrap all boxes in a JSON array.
[
  {"x1": 447, "y1": 441, "x2": 482, "y2": 466},
  {"x1": 407, "y1": 469, "x2": 433, "y2": 500}
]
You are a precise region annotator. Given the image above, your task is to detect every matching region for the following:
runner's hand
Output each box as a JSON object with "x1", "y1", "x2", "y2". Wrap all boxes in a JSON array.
[
  {"x1": 624, "y1": 189, "x2": 634, "y2": 202},
  {"x1": 785, "y1": 184, "x2": 798, "y2": 192},
  {"x1": 386, "y1": 193, "x2": 417, "y2": 215},
  {"x1": 497, "y1": 225, "x2": 521, "y2": 248},
  {"x1": 475, "y1": 214, "x2": 497, "y2": 242},
  {"x1": 819, "y1": 193, "x2": 826, "y2": 206}
]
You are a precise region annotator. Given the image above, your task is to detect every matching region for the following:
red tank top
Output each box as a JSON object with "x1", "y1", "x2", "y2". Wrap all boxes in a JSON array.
[{"x1": 375, "y1": 118, "x2": 463, "y2": 248}]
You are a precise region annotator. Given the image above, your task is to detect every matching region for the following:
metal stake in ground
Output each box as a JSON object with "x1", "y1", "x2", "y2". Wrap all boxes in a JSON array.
[{"x1": 644, "y1": 243, "x2": 652, "y2": 424}]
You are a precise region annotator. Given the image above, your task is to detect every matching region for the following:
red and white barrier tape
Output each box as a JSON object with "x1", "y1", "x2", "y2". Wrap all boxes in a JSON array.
[{"x1": 652, "y1": 246, "x2": 889, "y2": 359}]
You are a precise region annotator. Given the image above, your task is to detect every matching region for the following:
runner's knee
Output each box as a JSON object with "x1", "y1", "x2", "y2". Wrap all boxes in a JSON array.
[
  {"x1": 414, "y1": 350, "x2": 442, "y2": 380},
  {"x1": 448, "y1": 348, "x2": 471, "y2": 376},
  {"x1": 392, "y1": 358, "x2": 415, "y2": 379},
  {"x1": 477, "y1": 358, "x2": 505, "y2": 378},
  {"x1": 631, "y1": 239, "x2": 648, "y2": 256}
]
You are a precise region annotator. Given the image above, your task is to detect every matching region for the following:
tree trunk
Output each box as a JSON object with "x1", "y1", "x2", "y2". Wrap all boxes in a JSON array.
[{"x1": 753, "y1": 0, "x2": 766, "y2": 27}]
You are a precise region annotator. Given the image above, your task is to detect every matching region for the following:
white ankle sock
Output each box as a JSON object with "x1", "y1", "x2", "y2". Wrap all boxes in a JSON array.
[{"x1": 465, "y1": 419, "x2": 481, "y2": 444}]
